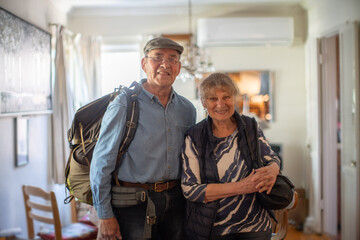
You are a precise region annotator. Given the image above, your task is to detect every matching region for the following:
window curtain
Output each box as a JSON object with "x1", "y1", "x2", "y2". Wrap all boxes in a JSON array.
[
  {"x1": 51, "y1": 25, "x2": 102, "y2": 183},
  {"x1": 82, "y1": 36, "x2": 102, "y2": 100}
]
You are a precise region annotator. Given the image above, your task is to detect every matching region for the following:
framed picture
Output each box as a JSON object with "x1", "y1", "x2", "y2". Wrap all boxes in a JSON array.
[
  {"x1": 15, "y1": 117, "x2": 29, "y2": 167},
  {"x1": 0, "y1": 8, "x2": 52, "y2": 116}
]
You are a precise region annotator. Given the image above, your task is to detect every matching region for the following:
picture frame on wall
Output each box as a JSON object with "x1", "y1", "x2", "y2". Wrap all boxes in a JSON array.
[
  {"x1": 15, "y1": 117, "x2": 29, "y2": 167},
  {"x1": 0, "y1": 7, "x2": 52, "y2": 117}
]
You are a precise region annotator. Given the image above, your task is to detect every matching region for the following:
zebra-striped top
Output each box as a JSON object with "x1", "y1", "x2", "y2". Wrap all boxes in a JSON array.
[{"x1": 181, "y1": 128, "x2": 277, "y2": 236}]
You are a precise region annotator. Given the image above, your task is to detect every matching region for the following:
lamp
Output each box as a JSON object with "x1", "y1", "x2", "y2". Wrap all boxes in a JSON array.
[{"x1": 178, "y1": 0, "x2": 215, "y2": 82}]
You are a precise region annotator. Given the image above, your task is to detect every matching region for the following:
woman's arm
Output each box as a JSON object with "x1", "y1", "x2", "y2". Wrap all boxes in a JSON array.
[
  {"x1": 181, "y1": 136, "x2": 208, "y2": 203},
  {"x1": 182, "y1": 135, "x2": 260, "y2": 203},
  {"x1": 204, "y1": 170, "x2": 258, "y2": 202}
]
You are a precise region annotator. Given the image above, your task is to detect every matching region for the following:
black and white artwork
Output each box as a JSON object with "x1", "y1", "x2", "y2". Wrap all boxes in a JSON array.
[{"x1": 0, "y1": 8, "x2": 52, "y2": 116}]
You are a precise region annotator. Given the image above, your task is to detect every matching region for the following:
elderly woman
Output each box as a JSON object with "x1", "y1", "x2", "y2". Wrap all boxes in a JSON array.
[{"x1": 181, "y1": 72, "x2": 281, "y2": 240}]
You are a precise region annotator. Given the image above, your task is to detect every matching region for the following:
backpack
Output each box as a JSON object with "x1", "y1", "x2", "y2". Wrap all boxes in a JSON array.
[{"x1": 64, "y1": 81, "x2": 141, "y2": 205}]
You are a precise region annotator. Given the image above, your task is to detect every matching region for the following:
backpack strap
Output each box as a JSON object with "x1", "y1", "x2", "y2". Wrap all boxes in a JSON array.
[
  {"x1": 243, "y1": 117, "x2": 263, "y2": 169},
  {"x1": 112, "y1": 81, "x2": 141, "y2": 185}
]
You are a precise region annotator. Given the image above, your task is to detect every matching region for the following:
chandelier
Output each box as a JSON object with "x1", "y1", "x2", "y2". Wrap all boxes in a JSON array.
[{"x1": 178, "y1": 0, "x2": 215, "y2": 82}]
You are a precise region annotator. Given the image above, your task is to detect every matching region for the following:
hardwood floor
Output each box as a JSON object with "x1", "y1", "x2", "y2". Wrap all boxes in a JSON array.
[{"x1": 286, "y1": 225, "x2": 339, "y2": 240}]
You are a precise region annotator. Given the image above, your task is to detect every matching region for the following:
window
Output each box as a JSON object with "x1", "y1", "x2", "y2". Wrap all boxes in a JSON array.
[{"x1": 101, "y1": 44, "x2": 141, "y2": 95}]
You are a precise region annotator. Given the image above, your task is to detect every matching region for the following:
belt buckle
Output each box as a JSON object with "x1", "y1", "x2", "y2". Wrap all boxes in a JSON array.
[{"x1": 154, "y1": 181, "x2": 169, "y2": 192}]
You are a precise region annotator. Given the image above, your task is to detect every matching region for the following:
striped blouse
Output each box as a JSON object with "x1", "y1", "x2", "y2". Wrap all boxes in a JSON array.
[{"x1": 181, "y1": 128, "x2": 280, "y2": 236}]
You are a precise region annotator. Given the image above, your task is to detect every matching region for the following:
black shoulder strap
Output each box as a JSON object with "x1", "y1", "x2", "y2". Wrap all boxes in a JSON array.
[
  {"x1": 113, "y1": 81, "x2": 141, "y2": 185},
  {"x1": 243, "y1": 117, "x2": 263, "y2": 169}
]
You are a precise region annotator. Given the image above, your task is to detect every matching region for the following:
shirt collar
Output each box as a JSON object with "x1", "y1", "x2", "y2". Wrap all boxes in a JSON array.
[
  {"x1": 206, "y1": 111, "x2": 246, "y2": 143},
  {"x1": 140, "y1": 78, "x2": 176, "y2": 103}
]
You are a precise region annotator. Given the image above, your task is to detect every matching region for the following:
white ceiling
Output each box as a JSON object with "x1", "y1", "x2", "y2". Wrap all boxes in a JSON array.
[{"x1": 52, "y1": 0, "x2": 303, "y2": 16}]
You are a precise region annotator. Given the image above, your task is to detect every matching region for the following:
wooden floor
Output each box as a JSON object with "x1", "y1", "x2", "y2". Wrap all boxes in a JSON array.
[{"x1": 286, "y1": 225, "x2": 339, "y2": 240}]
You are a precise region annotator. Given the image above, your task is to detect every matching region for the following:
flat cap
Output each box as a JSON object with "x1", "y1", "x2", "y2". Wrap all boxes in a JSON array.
[{"x1": 143, "y1": 37, "x2": 184, "y2": 55}]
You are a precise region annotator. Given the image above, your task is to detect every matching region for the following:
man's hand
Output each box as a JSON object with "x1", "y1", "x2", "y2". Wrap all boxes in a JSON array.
[{"x1": 98, "y1": 217, "x2": 122, "y2": 240}]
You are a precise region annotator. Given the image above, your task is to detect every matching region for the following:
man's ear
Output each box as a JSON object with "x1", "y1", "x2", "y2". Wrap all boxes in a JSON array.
[
  {"x1": 174, "y1": 61, "x2": 182, "y2": 76},
  {"x1": 141, "y1": 58, "x2": 147, "y2": 72}
]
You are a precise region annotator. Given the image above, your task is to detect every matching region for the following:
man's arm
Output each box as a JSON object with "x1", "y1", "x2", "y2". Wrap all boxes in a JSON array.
[{"x1": 90, "y1": 95, "x2": 128, "y2": 234}]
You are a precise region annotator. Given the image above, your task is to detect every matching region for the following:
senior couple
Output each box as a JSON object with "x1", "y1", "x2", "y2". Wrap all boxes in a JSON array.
[{"x1": 90, "y1": 37, "x2": 281, "y2": 240}]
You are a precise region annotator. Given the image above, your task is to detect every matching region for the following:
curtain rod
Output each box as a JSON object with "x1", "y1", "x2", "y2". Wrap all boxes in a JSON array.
[{"x1": 48, "y1": 23, "x2": 75, "y2": 37}]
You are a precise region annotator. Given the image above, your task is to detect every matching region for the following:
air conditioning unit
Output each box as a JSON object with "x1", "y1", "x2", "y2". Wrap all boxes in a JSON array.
[{"x1": 197, "y1": 17, "x2": 294, "y2": 47}]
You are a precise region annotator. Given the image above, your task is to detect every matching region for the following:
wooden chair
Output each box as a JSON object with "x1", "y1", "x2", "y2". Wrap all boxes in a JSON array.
[
  {"x1": 271, "y1": 191, "x2": 299, "y2": 240},
  {"x1": 70, "y1": 199, "x2": 98, "y2": 226},
  {"x1": 22, "y1": 185, "x2": 97, "y2": 240}
]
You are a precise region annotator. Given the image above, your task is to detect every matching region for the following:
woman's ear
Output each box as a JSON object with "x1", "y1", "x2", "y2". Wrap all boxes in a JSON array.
[
  {"x1": 233, "y1": 94, "x2": 239, "y2": 105},
  {"x1": 201, "y1": 99, "x2": 207, "y2": 109}
]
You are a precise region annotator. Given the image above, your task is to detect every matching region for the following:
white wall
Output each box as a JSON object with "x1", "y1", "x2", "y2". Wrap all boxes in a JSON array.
[
  {"x1": 0, "y1": 0, "x2": 70, "y2": 237},
  {"x1": 302, "y1": 0, "x2": 360, "y2": 234}
]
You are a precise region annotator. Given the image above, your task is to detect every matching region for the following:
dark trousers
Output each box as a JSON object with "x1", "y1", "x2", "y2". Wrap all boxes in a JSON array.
[
  {"x1": 113, "y1": 186, "x2": 185, "y2": 240},
  {"x1": 211, "y1": 229, "x2": 272, "y2": 240}
]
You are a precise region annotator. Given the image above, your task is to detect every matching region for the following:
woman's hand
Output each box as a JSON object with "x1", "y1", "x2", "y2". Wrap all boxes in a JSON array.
[{"x1": 252, "y1": 162, "x2": 280, "y2": 194}]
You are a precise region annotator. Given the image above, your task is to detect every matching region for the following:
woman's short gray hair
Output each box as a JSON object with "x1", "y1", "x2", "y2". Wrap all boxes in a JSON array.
[{"x1": 198, "y1": 72, "x2": 239, "y2": 101}]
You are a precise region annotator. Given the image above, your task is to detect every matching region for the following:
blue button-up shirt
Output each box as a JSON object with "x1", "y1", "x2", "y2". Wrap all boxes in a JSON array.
[{"x1": 90, "y1": 79, "x2": 196, "y2": 219}]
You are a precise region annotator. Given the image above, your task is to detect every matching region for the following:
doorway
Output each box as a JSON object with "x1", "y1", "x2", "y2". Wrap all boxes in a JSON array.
[{"x1": 319, "y1": 22, "x2": 360, "y2": 240}]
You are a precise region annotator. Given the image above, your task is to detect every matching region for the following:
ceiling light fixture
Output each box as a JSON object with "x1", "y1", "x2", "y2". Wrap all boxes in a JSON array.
[{"x1": 178, "y1": 0, "x2": 215, "y2": 82}]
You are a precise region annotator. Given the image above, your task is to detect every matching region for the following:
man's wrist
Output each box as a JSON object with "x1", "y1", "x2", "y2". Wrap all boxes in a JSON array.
[{"x1": 93, "y1": 203, "x2": 114, "y2": 219}]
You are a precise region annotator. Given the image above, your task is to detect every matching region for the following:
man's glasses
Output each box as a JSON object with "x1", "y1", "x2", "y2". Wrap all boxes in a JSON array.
[{"x1": 146, "y1": 56, "x2": 180, "y2": 65}]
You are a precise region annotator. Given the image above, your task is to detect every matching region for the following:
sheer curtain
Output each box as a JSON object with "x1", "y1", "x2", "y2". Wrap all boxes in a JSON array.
[
  {"x1": 83, "y1": 36, "x2": 102, "y2": 100},
  {"x1": 51, "y1": 25, "x2": 102, "y2": 183}
]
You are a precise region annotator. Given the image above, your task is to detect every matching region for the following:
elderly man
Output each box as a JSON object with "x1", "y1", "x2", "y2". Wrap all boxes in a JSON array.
[{"x1": 90, "y1": 37, "x2": 196, "y2": 240}]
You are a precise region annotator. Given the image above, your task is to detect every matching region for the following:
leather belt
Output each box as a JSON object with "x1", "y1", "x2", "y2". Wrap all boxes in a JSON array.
[{"x1": 120, "y1": 180, "x2": 179, "y2": 192}]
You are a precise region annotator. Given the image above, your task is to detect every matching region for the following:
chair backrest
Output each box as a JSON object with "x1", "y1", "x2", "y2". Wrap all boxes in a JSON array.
[
  {"x1": 22, "y1": 185, "x2": 62, "y2": 239},
  {"x1": 271, "y1": 191, "x2": 299, "y2": 240},
  {"x1": 70, "y1": 199, "x2": 92, "y2": 223}
]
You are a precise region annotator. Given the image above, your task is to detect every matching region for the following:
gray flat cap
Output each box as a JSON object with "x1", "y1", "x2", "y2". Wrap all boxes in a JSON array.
[{"x1": 143, "y1": 37, "x2": 184, "y2": 55}]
